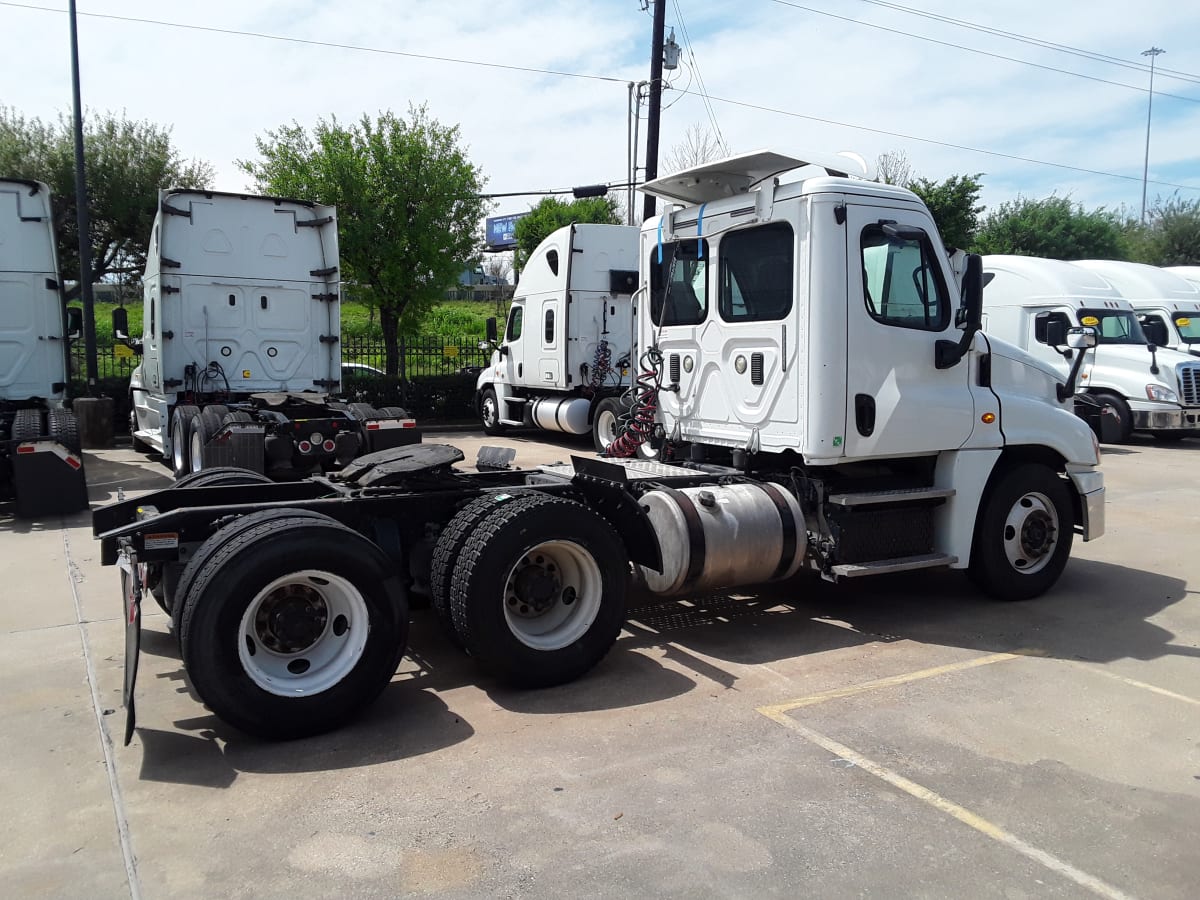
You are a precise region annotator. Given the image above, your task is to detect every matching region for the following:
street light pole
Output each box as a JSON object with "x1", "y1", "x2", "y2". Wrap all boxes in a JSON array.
[
  {"x1": 1140, "y1": 46, "x2": 1165, "y2": 225},
  {"x1": 68, "y1": 0, "x2": 98, "y2": 393}
]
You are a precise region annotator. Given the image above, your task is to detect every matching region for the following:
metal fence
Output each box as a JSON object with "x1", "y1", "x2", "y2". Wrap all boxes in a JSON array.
[
  {"x1": 70, "y1": 333, "x2": 492, "y2": 382},
  {"x1": 340, "y1": 334, "x2": 491, "y2": 378}
]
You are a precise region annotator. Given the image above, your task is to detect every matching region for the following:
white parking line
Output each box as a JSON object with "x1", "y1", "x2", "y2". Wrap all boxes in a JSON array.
[{"x1": 760, "y1": 709, "x2": 1136, "y2": 900}]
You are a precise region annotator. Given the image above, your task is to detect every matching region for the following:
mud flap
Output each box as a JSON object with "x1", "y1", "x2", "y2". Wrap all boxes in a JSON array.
[
  {"x1": 118, "y1": 551, "x2": 142, "y2": 746},
  {"x1": 10, "y1": 440, "x2": 88, "y2": 517}
]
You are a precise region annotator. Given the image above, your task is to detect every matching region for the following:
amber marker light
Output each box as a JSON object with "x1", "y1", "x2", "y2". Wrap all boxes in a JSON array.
[{"x1": 981, "y1": 412, "x2": 997, "y2": 424}]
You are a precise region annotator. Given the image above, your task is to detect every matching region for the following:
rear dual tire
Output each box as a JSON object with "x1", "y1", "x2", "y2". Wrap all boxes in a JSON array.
[
  {"x1": 179, "y1": 512, "x2": 407, "y2": 740},
  {"x1": 449, "y1": 494, "x2": 627, "y2": 687}
]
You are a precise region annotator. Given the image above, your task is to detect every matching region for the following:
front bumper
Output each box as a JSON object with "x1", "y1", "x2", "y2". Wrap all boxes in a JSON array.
[
  {"x1": 1131, "y1": 406, "x2": 1200, "y2": 431},
  {"x1": 1067, "y1": 468, "x2": 1105, "y2": 542}
]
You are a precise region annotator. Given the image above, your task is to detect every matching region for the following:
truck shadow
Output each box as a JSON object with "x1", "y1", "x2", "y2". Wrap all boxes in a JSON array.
[
  {"x1": 84, "y1": 450, "x2": 173, "y2": 504},
  {"x1": 131, "y1": 557, "x2": 1186, "y2": 783},
  {"x1": 485, "y1": 556, "x2": 1190, "y2": 715}
]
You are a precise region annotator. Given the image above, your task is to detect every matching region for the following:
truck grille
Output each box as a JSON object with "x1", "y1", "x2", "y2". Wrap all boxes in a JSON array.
[{"x1": 1181, "y1": 363, "x2": 1200, "y2": 406}]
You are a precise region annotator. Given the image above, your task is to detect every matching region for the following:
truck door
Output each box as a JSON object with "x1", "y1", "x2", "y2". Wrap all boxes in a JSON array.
[
  {"x1": 537, "y1": 298, "x2": 563, "y2": 387},
  {"x1": 500, "y1": 300, "x2": 529, "y2": 388},
  {"x1": 842, "y1": 204, "x2": 975, "y2": 458}
]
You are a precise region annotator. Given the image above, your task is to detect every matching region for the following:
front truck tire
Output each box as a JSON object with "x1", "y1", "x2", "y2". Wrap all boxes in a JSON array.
[
  {"x1": 479, "y1": 388, "x2": 505, "y2": 436},
  {"x1": 1091, "y1": 392, "x2": 1133, "y2": 443},
  {"x1": 170, "y1": 405, "x2": 200, "y2": 478},
  {"x1": 449, "y1": 494, "x2": 627, "y2": 687},
  {"x1": 969, "y1": 463, "x2": 1075, "y2": 601},
  {"x1": 178, "y1": 513, "x2": 407, "y2": 739}
]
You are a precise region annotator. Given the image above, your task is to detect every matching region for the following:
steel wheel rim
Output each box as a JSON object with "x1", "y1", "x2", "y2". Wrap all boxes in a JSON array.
[
  {"x1": 237, "y1": 569, "x2": 370, "y2": 696},
  {"x1": 172, "y1": 417, "x2": 186, "y2": 472},
  {"x1": 596, "y1": 409, "x2": 619, "y2": 448},
  {"x1": 502, "y1": 539, "x2": 602, "y2": 651},
  {"x1": 482, "y1": 395, "x2": 498, "y2": 429},
  {"x1": 189, "y1": 429, "x2": 205, "y2": 473},
  {"x1": 1002, "y1": 490, "x2": 1059, "y2": 575}
]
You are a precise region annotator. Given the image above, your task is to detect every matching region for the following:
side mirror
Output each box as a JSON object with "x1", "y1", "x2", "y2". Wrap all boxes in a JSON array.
[
  {"x1": 958, "y1": 254, "x2": 983, "y2": 330},
  {"x1": 1044, "y1": 319, "x2": 1067, "y2": 347},
  {"x1": 935, "y1": 254, "x2": 983, "y2": 370},
  {"x1": 1137, "y1": 315, "x2": 1168, "y2": 347},
  {"x1": 1066, "y1": 326, "x2": 1097, "y2": 350},
  {"x1": 486, "y1": 316, "x2": 498, "y2": 343},
  {"x1": 66, "y1": 307, "x2": 83, "y2": 340},
  {"x1": 111, "y1": 306, "x2": 129, "y2": 340}
]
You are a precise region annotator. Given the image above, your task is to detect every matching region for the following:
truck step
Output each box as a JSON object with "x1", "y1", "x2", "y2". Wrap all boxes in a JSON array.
[
  {"x1": 831, "y1": 552, "x2": 957, "y2": 578},
  {"x1": 827, "y1": 486, "x2": 955, "y2": 507}
]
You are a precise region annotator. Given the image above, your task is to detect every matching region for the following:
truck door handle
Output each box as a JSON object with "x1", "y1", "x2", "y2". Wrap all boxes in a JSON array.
[{"x1": 855, "y1": 394, "x2": 876, "y2": 437}]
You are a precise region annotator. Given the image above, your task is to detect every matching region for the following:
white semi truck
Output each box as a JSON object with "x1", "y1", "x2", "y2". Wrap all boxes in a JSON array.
[
  {"x1": 982, "y1": 255, "x2": 1200, "y2": 441},
  {"x1": 0, "y1": 178, "x2": 88, "y2": 517},
  {"x1": 476, "y1": 223, "x2": 639, "y2": 450},
  {"x1": 1073, "y1": 260, "x2": 1200, "y2": 360},
  {"x1": 96, "y1": 151, "x2": 1104, "y2": 742},
  {"x1": 120, "y1": 190, "x2": 416, "y2": 479}
]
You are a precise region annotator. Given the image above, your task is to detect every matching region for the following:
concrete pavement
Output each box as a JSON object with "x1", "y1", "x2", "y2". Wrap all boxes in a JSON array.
[{"x1": 1, "y1": 432, "x2": 1197, "y2": 898}]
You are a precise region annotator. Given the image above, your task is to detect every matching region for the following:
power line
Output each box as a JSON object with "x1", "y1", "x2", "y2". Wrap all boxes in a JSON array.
[
  {"x1": 849, "y1": 0, "x2": 1200, "y2": 85},
  {"x1": 0, "y1": 1, "x2": 629, "y2": 85},
  {"x1": 687, "y1": 89, "x2": 1200, "y2": 193},
  {"x1": 765, "y1": 0, "x2": 1200, "y2": 105},
  {"x1": 7, "y1": 1, "x2": 1197, "y2": 195},
  {"x1": 669, "y1": 0, "x2": 728, "y2": 153}
]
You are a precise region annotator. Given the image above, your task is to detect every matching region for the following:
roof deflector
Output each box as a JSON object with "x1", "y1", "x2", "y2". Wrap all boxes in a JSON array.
[{"x1": 640, "y1": 149, "x2": 870, "y2": 206}]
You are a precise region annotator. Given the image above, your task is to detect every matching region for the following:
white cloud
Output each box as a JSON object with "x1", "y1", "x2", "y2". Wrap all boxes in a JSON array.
[{"x1": 3, "y1": 0, "x2": 1197, "y2": 220}]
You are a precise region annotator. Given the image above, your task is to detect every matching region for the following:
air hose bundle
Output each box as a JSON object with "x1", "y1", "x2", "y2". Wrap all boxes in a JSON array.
[{"x1": 604, "y1": 345, "x2": 663, "y2": 458}]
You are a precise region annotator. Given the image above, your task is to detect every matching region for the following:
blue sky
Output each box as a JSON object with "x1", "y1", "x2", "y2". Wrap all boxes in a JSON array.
[{"x1": 3, "y1": 0, "x2": 1198, "y2": 224}]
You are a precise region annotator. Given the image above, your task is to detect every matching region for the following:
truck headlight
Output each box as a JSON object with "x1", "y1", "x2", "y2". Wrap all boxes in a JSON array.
[{"x1": 1145, "y1": 384, "x2": 1178, "y2": 402}]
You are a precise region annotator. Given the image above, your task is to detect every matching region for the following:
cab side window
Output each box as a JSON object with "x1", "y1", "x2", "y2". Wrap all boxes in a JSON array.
[
  {"x1": 506, "y1": 305, "x2": 523, "y2": 341},
  {"x1": 650, "y1": 240, "x2": 709, "y2": 326},
  {"x1": 718, "y1": 222, "x2": 794, "y2": 322},
  {"x1": 860, "y1": 225, "x2": 949, "y2": 331}
]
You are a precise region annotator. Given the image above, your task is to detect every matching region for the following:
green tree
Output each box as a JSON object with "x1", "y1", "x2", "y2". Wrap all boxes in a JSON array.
[
  {"x1": 513, "y1": 196, "x2": 621, "y2": 261},
  {"x1": 909, "y1": 174, "x2": 984, "y2": 251},
  {"x1": 239, "y1": 107, "x2": 487, "y2": 376},
  {"x1": 972, "y1": 196, "x2": 1125, "y2": 260},
  {"x1": 1127, "y1": 197, "x2": 1200, "y2": 265},
  {"x1": 0, "y1": 107, "x2": 213, "y2": 294}
]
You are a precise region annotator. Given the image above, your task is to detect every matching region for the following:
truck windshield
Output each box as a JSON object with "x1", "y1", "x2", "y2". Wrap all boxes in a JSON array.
[
  {"x1": 650, "y1": 240, "x2": 709, "y2": 327},
  {"x1": 1077, "y1": 309, "x2": 1146, "y2": 345},
  {"x1": 1173, "y1": 314, "x2": 1199, "y2": 343}
]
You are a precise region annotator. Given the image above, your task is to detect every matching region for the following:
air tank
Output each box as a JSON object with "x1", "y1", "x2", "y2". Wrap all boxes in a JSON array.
[
  {"x1": 529, "y1": 396, "x2": 591, "y2": 435},
  {"x1": 639, "y1": 482, "x2": 806, "y2": 595}
]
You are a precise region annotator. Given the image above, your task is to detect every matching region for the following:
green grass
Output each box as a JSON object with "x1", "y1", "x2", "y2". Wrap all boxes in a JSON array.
[{"x1": 76, "y1": 299, "x2": 505, "y2": 341}]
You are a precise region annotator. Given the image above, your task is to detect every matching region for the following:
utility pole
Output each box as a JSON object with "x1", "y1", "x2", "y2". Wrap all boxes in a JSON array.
[
  {"x1": 1140, "y1": 46, "x2": 1165, "y2": 225},
  {"x1": 68, "y1": 0, "x2": 98, "y2": 394},
  {"x1": 641, "y1": 0, "x2": 667, "y2": 223}
]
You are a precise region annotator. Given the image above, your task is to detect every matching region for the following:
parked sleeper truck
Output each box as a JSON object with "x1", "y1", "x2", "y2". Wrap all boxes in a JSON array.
[
  {"x1": 121, "y1": 189, "x2": 416, "y2": 480},
  {"x1": 1074, "y1": 260, "x2": 1200, "y2": 361},
  {"x1": 476, "y1": 223, "x2": 639, "y2": 451},
  {"x1": 982, "y1": 255, "x2": 1200, "y2": 441},
  {"x1": 0, "y1": 178, "x2": 87, "y2": 517},
  {"x1": 95, "y1": 150, "x2": 1104, "y2": 742}
]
